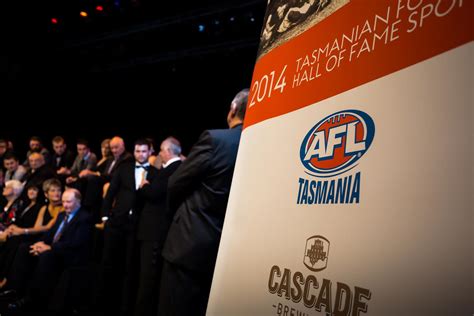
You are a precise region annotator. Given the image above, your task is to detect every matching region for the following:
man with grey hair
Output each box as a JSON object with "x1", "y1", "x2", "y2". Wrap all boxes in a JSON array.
[
  {"x1": 159, "y1": 88, "x2": 249, "y2": 316},
  {"x1": 134, "y1": 137, "x2": 182, "y2": 316},
  {"x1": 22, "y1": 152, "x2": 55, "y2": 198}
]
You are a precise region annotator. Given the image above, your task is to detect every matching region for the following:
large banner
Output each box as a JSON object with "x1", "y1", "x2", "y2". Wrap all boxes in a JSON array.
[{"x1": 208, "y1": 0, "x2": 472, "y2": 315}]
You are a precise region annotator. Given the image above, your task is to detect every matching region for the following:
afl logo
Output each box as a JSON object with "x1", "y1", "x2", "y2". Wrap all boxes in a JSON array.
[{"x1": 300, "y1": 110, "x2": 375, "y2": 177}]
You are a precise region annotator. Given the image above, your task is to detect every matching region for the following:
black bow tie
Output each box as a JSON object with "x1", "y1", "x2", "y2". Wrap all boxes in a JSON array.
[{"x1": 136, "y1": 165, "x2": 150, "y2": 171}]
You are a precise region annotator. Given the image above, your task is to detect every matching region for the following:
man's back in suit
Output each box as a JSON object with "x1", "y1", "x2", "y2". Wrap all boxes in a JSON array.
[
  {"x1": 158, "y1": 89, "x2": 248, "y2": 316},
  {"x1": 162, "y1": 126, "x2": 243, "y2": 271}
]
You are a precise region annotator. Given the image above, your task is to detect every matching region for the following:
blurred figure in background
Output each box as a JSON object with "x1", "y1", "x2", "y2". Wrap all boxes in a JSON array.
[
  {"x1": 23, "y1": 136, "x2": 51, "y2": 167},
  {"x1": 3, "y1": 152, "x2": 27, "y2": 182}
]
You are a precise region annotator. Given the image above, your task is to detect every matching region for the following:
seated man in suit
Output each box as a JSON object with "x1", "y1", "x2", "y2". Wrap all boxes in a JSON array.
[
  {"x1": 2, "y1": 188, "x2": 92, "y2": 312},
  {"x1": 159, "y1": 88, "x2": 249, "y2": 316}
]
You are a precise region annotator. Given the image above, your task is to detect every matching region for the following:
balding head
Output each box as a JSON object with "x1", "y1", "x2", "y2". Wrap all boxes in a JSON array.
[
  {"x1": 62, "y1": 188, "x2": 82, "y2": 214},
  {"x1": 110, "y1": 136, "x2": 125, "y2": 159},
  {"x1": 227, "y1": 88, "x2": 249, "y2": 128},
  {"x1": 29, "y1": 152, "x2": 45, "y2": 170},
  {"x1": 159, "y1": 137, "x2": 181, "y2": 164}
]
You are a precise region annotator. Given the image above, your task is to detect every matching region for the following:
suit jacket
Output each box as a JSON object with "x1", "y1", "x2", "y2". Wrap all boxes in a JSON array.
[
  {"x1": 101, "y1": 161, "x2": 158, "y2": 229},
  {"x1": 70, "y1": 152, "x2": 98, "y2": 176},
  {"x1": 43, "y1": 208, "x2": 92, "y2": 266},
  {"x1": 4, "y1": 165, "x2": 27, "y2": 182},
  {"x1": 50, "y1": 150, "x2": 75, "y2": 170},
  {"x1": 100, "y1": 152, "x2": 134, "y2": 183},
  {"x1": 136, "y1": 160, "x2": 181, "y2": 245},
  {"x1": 23, "y1": 164, "x2": 56, "y2": 190},
  {"x1": 162, "y1": 124, "x2": 242, "y2": 271}
]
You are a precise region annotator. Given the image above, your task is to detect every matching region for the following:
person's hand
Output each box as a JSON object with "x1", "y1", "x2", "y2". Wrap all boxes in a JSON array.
[
  {"x1": 66, "y1": 176, "x2": 77, "y2": 184},
  {"x1": 6, "y1": 225, "x2": 23, "y2": 236},
  {"x1": 29, "y1": 242, "x2": 51, "y2": 256},
  {"x1": 95, "y1": 221, "x2": 105, "y2": 230},
  {"x1": 0, "y1": 231, "x2": 7, "y2": 243},
  {"x1": 57, "y1": 167, "x2": 70, "y2": 175},
  {"x1": 6, "y1": 224, "x2": 18, "y2": 233},
  {"x1": 79, "y1": 169, "x2": 91, "y2": 178},
  {"x1": 139, "y1": 179, "x2": 149, "y2": 189}
]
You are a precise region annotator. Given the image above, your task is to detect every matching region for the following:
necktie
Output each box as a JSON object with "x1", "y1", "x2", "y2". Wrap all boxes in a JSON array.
[
  {"x1": 135, "y1": 165, "x2": 150, "y2": 171},
  {"x1": 53, "y1": 214, "x2": 69, "y2": 243},
  {"x1": 107, "y1": 160, "x2": 117, "y2": 175}
]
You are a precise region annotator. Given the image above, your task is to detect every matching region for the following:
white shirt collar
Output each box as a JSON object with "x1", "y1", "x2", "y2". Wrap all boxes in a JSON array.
[{"x1": 162, "y1": 157, "x2": 181, "y2": 169}]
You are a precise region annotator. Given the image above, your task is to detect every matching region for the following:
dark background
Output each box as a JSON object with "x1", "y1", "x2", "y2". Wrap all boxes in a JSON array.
[{"x1": 1, "y1": 0, "x2": 267, "y2": 157}]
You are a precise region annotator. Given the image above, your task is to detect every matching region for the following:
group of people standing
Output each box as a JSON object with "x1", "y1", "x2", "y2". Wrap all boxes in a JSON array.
[{"x1": 0, "y1": 88, "x2": 249, "y2": 316}]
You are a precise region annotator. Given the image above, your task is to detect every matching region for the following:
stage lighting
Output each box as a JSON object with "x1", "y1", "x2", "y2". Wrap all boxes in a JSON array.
[
  {"x1": 96, "y1": 5, "x2": 104, "y2": 12},
  {"x1": 51, "y1": 18, "x2": 58, "y2": 24},
  {"x1": 80, "y1": 11, "x2": 88, "y2": 17}
]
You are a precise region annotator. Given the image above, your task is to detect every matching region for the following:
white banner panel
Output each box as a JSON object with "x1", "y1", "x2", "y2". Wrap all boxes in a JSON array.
[{"x1": 208, "y1": 1, "x2": 473, "y2": 315}]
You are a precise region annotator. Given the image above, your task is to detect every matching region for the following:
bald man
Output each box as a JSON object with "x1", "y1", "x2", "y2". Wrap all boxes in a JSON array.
[
  {"x1": 22, "y1": 152, "x2": 56, "y2": 198},
  {"x1": 4, "y1": 189, "x2": 92, "y2": 312},
  {"x1": 100, "y1": 136, "x2": 133, "y2": 182}
]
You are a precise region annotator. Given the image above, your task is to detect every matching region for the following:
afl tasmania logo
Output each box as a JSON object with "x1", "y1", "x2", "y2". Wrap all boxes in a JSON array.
[{"x1": 300, "y1": 110, "x2": 375, "y2": 177}]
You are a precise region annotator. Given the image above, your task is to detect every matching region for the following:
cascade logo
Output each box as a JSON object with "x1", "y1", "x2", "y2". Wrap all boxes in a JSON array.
[
  {"x1": 300, "y1": 110, "x2": 375, "y2": 177},
  {"x1": 267, "y1": 235, "x2": 372, "y2": 315},
  {"x1": 297, "y1": 110, "x2": 375, "y2": 204},
  {"x1": 303, "y1": 235, "x2": 329, "y2": 272}
]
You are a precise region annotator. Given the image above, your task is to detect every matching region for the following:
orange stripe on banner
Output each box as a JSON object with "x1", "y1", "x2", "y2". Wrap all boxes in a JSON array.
[{"x1": 244, "y1": 0, "x2": 473, "y2": 129}]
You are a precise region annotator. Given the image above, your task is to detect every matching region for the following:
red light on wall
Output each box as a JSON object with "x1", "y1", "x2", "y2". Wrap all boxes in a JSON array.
[
  {"x1": 96, "y1": 5, "x2": 104, "y2": 11},
  {"x1": 51, "y1": 18, "x2": 58, "y2": 24},
  {"x1": 80, "y1": 11, "x2": 88, "y2": 17}
]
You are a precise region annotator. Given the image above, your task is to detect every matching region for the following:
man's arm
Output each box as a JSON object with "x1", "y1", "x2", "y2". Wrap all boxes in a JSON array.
[
  {"x1": 167, "y1": 131, "x2": 213, "y2": 211},
  {"x1": 101, "y1": 165, "x2": 122, "y2": 219},
  {"x1": 86, "y1": 153, "x2": 98, "y2": 170}
]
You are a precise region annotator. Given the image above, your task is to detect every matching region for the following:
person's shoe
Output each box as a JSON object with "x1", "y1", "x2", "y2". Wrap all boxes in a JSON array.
[{"x1": 0, "y1": 289, "x2": 17, "y2": 300}]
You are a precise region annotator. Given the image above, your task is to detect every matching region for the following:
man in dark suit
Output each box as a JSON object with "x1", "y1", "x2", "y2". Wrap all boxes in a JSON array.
[
  {"x1": 159, "y1": 88, "x2": 249, "y2": 316},
  {"x1": 101, "y1": 136, "x2": 134, "y2": 183},
  {"x1": 134, "y1": 137, "x2": 182, "y2": 316},
  {"x1": 4, "y1": 188, "x2": 92, "y2": 311},
  {"x1": 22, "y1": 152, "x2": 56, "y2": 201},
  {"x1": 98, "y1": 138, "x2": 157, "y2": 316},
  {"x1": 50, "y1": 136, "x2": 75, "y2": 175},
  {"x1": 79, "y1": 136, "x2": 133, "y2": 216}
]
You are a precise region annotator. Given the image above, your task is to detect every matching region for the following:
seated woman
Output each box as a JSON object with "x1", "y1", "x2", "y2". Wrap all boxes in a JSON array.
[
  {"x1": 0, "y1": 184, "x2": 43, "y2": 288},
  {"x1": 0, "y1": 179, "x2": 62, "y2": 289},
  {"x1": 7, "y1": 178, "x2": 63, "y2": 239},
  {"x1": 0, "y1": 180, "x2": 25, "y2": 233}
]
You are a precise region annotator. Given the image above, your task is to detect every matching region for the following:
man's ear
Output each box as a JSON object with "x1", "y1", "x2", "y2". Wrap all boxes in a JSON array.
[{"x1": 229, "y1": 103, "x2": 237, "y2": 118}]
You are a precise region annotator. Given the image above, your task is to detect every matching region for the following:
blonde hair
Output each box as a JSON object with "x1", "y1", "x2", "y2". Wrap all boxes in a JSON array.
[{"x1": 42, "y1": 178, "x2": 62, "y2": 193}]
